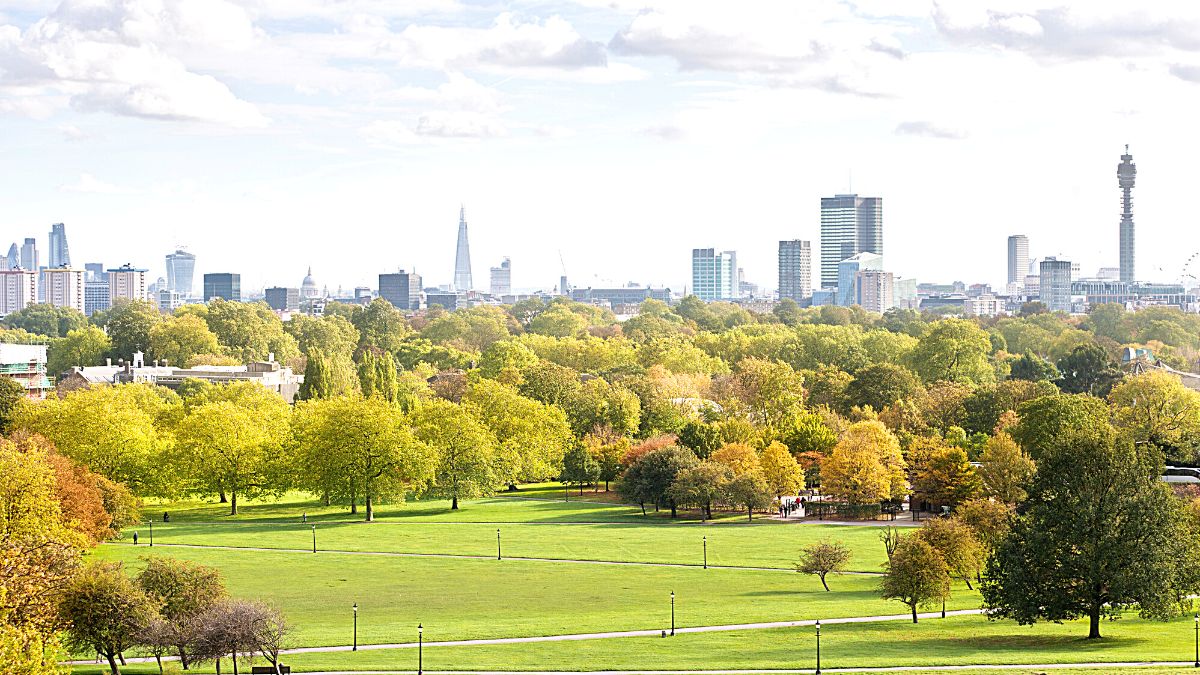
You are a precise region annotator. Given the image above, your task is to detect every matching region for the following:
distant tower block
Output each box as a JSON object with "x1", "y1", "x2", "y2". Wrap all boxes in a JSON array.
[
  {"x1": 453, "y1": 206, "x2": 473, "y2": 292},
  {"x1": 1118, "y1": 145, "x2": 1137, "y2": 284}
]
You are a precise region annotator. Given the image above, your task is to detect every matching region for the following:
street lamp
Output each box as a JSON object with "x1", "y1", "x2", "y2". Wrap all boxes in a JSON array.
[
  {"x1": 1193, "y1": 614, "x2": 1198, "y2": 668},
  {"x1": 418, "y1": 623, "x2": 424, "y2": 675},
  {"x1": 352, "y1": 604, "x2": 358, "y2": 651},
  {"x1": 497, "y1": 528, "x2": 502, "y2": 561},
  {"x1": 670, "y1": 591, "x2": 675, "y2": 636},
  {"x1": 312, "y1": 525, "x2": 317, "y2": 554},
  {"x1": 815, "y1": 620, "x2": 822, "y2": 675},
  {"x1": 703, "y1": 536, "x2": 707, "y2": 569},
  {"x1": 148, "y1": 519, "x2": 153, "y2": 547}
]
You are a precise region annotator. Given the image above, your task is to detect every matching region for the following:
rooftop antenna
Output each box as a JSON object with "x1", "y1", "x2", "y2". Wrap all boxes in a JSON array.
[{"x1": 848, "y1": 169, "x2": 853, "y2": 194}]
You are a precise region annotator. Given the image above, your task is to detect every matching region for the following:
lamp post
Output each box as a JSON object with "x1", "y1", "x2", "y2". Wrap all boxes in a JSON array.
[
  {"x1": 352, "y1": 604, "x2": 358, "y2": 651},
  {"x1": 670, "y1": 591, "x2": 675, "y2": 636},
  {"x1": 148, "y1": 519, "x2": 153, "y2": 547},
  {"x1": 815, "y1": 620, "x2": 821, "y2": 675},
  {"x1": 418, "y1": 624, "x2": 423, "y2": 675},
  {"x1": 497, "y1": 528, "x2": 501, "y2": 561},
  {"x1": 564, "y1": 481, "x2": 569, "y2": 502},
  {"x1": 703, "y1": 536, "x2": 707, "y2": 569},
  {"x1": 1193, "y1": 615, "x2": 1198, "y2": 668},
  {"x1": 312, "y1": 525, "x2": 317, "y2": 554}
]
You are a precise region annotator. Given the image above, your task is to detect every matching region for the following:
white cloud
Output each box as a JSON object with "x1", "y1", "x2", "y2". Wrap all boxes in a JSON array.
[
  {"x1": 59, "y1": 172, "x2": 134, "y2": 194},
  {"x1": 894, "y1": 120, "x2": 967, "y2": 139}
]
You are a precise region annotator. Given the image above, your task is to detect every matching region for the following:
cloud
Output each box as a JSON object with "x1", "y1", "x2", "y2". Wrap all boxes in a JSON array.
[
  {"x1": 641, "y1": 124, "x2": 684, "y2": 141},
  {"x1": 1170, "y1": 63, "x2": 1200, "y2": 83},
  {"x1": 58, "y1": 173, "x2": 135, "y2": 194},
  {"x1": 0, "y1": 0, "x2": 267, "y2": 126},
  {"x1": 894, "y1": 120, "x2": 968, "y2": 139},
  {"x1": 57, "y1": 123, "x2": 86, "y2": 140},
  {"x1": 415, "y1": 111, "x2": 506, "y2": 138}
]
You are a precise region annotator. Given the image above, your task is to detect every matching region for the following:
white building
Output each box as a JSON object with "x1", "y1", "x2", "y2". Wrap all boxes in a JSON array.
[
  {"x1": 691, "y1": 248, "x2": 738, "y2": 301},
  {"x1": 0, "y1": 343, "x2": 50, "y2": 399},
  {"x1": 0, "y1": 269, "x2": 38, "y2": 316},
  {"x1": 107, "y1": 264, "x2": 147, "y2": 303},
  {"x1": 60, "y1": 352, "x2": 304, "y2": 403},
  {"x1": 41, "y1": 268, "x2": 85, "y2": 314},
  {"x1": 489, "y1": 258, "x2": 512, "y2": 296},
  {"x1": 965, "y1": 294, "x2": 1006, "y2": 317}
]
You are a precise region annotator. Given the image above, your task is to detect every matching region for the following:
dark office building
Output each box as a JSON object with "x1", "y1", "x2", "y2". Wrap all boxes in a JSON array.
[
  {"x1": 203, "y1": 273, "x2": 241, "y2": 302},
  {"x1": 264, "y1": 286, "x2": 300, "y2": 312},
  {"x1": 378, "y1": 270, "x2": 421, "y2": 310}
]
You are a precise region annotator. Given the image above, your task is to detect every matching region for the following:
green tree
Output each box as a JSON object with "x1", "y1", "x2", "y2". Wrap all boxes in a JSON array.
[
  {"x1": 2, "y1": 302, "x2": 87, "y2": 337},
  {"x1": 528, "y1": 305, "x2": 588, "y2": 338},
  {"x1": 954, "y1": 497, "x2": 1012, "y2": 556},
  {"x1": 559, "y1": 444, "x2": 600, "y2": 494},
  {"x1": 846, "y1": 363, "x2": 923, "y2": 412},
  {"x1": 668, "y1": 460, "x2": 730, "y2": 521},
  {"x1": 723, "y1": 470, "x2": 773, "y2": 521},
  {"x1": 135, "y1": 557, "x2": 227, "y2": 670},
  {"x1": 907, "y1": 439, "x2": 981, "y2": 509},
  {"x1": 797, "y1": 540, "x2": 852, "y2": 591},
  {"x1": 566, "y1": 378, "x2": 641, "y2": 437},
  {"x1": 286, "y1": 313, "x2": 358, "y2": 360},
  {"x1": 981, "y1": 422, "x2": 1200, "y2": 639},
  {"x1": 1011, "y1": 393, "x2": 1110, "y2": 460},
  {"x1": 677, "y1": 420, "x2": 722, "y2": 459},
  {"x1": 1008, "y1": 350, "x2": 1059, "y2": 382},
  {"x1": 908, "y1": 318, "x2": 994, "y2": 386},
  {"x1": 976, "y1": 432, "x2": 1035, "y2": 504},
  {"x1": 354, "y1": 298, "x2": 411, "y2": 353},
  {"x1": 1110, "y1": 370, "x2": 1200, "y2": 464},
  {"x1": 60, "y1": 562, "x2": 157, "y2": 675},
  {"x1": 916, "y1": 517, "x2": 984, "y2": 589},
  {"x1": 183, "y1": 300, "x2": 299, "y2": 364},
  {"x1": 413, "y1": 398, "x2": 497, "y2": 509},
  {"x1": 619, "y1": 445, "x2": 699, "y2": 516},
  {"x1": 880, "y1": 536, "x2": 951, "y2": 624},
  {"x1": 1055, "y1": 342, "x2": 1123, "y2": 397},
  {"x1": 464, "y1": 378, "x2": 573, "y2": 486},
  {"x1": 48, "y1": 325, "x2": 112, "y2": 376},
  {"x1": 0, "y1": 377, "x2": 25, "y2": 435},
  {"x1": 149, "y1": 314, "x2": 221, "y2": 367},
  {"x1": 104, "y1": 300, "x2": 163, "y2": 360}
]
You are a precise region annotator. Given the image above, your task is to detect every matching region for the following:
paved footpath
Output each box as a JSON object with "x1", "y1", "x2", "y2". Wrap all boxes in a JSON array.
[
  {"x1": 298, "y1": 665, "x2": 1192, "y2": 674},
  {"x1": 110, "y1": 541, "x2": 883, "y2": 575}
]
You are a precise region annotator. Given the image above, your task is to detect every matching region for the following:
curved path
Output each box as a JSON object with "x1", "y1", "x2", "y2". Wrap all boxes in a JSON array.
[{"x1": 269, "y1": 664, "x2": 1194, "y2": 674}]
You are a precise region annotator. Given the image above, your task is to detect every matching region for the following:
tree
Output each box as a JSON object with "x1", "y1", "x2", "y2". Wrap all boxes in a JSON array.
[
  {"x1": 846, "y1": 363, "x2": 923, "y2": 412},
  {"x1": 566, "y1": 378, "x2": 641, "y2": 438},
  {"x1": 175, "y1": 392, "x2": 290, "y2": 515},
  {"x1": 916, "y1": 517, "x2": 984, "y2": 589},
  {"x1": 136, "y1": 557, "x2": 227, "y2": 670},
  {"x1": 976, "y1": 432, "x2": 1035, "y2": 504},
  {"x1": 954, "y1": 498, "x2": 1012, "y2": 555},
  {"x1": 356, "y1": 349, "x2": 400, "y2": 402},
  {"x1": 104, "y1": 300, "x2": 163, "y2": 360},
  {"x1": 185, "y1": 300, "x2": 299, "y2": 364},
  {"x1": 1110, "y1": 370, "x2": 1200, "y2": 464},
  {"x1": 2, "y1": 302, "x2": 87, "y2": 337},
  {"x1": 560, "y1": 444, "x2": 600, "y2": 494},
  {"x1": 353, "y1": 298, "x2": 411, "y2": 354},
  {"x1": 797, "y1": 540, "x2": 852, "y2": 591},
  {"x1": 907, "y1": 439, "x2": 981, "y2": 509},
  {"x1": 619, "y1": 445, "x2": 699, "y2": 517},
  {"x1": 759, "y1": 441, "x2": 804, "y2": 498},
  {"x1": 149, "y1": 314, "x2": 222, "y2": 367},
  {"x1": 1011, "y1": 393, "x2": 1110, "y2": 461},
  {"x1": 583, "y1": 430, "x2": 628, "y2": 492},
  {"x1": 879, "y1": 536, "x2": 951, "y2": 624},
  {"x1": 723, "y1": 471, "x2": 773, "y2": 521},
  {"x1": 463, "y1": 378, "x2": 573, "y2": 487},
  {"x1": 1008, "y1": 350, "x2": 1059, "y2": 382},
  {"x1": 981, "y1": 422, "x2": 1200, "y2": 639},
  {"x1": 677, "y1": 420, "x2": 722, "y2": 459},
  {"x1": 710, "y1": 442, "x2": 761, "y2": 476},
  {"x1": 0, "y1": 377, "x2": 24, "y2": 435},
  {"x1": 668, "y1": 461, "x2": 730, "y2": 521},
  {"x1": 60, "y1": 561, "x2": 157, "y2": 675},
  {"x1": 821, "y1": 421, "x2": 907, "y2": 505},
  {"x1": 48, "y1": 325, "x2": 112, "y2": 376},
  {"x1": 412, "y1": 398, "x2": 496, "y2": 509},
  {"x1": 1055, "y1": 342, "x2": 1123, "y2": 397},
  {"x1": 908, "y1": 319, "x2": 995, "y2": 386}
]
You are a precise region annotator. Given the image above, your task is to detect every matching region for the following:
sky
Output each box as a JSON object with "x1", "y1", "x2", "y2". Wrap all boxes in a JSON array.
[{"x1": 4, "y1": 0, "x2": 1200, "y2": 296}]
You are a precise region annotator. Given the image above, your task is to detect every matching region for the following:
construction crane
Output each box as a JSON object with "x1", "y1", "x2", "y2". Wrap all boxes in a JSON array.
[{"x1": 558, "y1": 250, "x2": 569, "y2": 296}]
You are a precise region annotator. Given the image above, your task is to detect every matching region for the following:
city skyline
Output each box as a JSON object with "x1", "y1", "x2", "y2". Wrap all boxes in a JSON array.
[{"x1": 4, "y1": 3, "x2": 1200, "y2": 292}]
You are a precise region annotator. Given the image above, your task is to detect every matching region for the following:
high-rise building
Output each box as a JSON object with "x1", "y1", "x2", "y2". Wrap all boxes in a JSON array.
[
  {"x1": 691, "y1": 249, "x2": 737, "y2": 301},
  {"x1": 20, "y1": 238, "x2": 38, "y2": 272},
  {"x1": 857, "y1": 269, "x2": 894, "y2": 313},
  {"x1": 84, "y1": 280, "x2": 109, "y2": 316},
  {"x1": 265, "y1": 287, "x2": 300, "y2": 312},
  {"x1": 453, "y1": 206, "x2": 473, "y2": 291},
  {"x1": 107, "y1": 264, "x2": 147, "y2": 303},
  {"x1": 820, "y1": 194, "x2": 882, "y2": 290},
  {"x1": 48, "y1": 223, "x2": 70, "y2": 268},
  {"x1": 0, "y1": 269, "x2": 37, "y2": 315},
  {"x1": 836, "y1": 252, "x2": 884, "y2": 307},
  {"x1": 40, "y1": 268, "x2": 84, "y2": 313},
  {"x1": 379, "y1": 270, "x2": 422, "y2": 310},
  {"x1": 1007, "y1": 235, "x2": 1029, "y2": 287},
  {"x1": 166, "y1": 249, "x2": 196, "y2": 295},
  {"x1": 1039, "y1": 257, "x2": 1073, "y2": 312},
  {"x1": 1118, "y1": 145, "x2": 1136, "y2": 284},
  {"x1": 84, "y1": 262, "x2": 104, "y2": 281},
  {"x1": 778, "y1": 240, "x2": 812, "y2": 301},
  {"x1": 4, "y1": 244, "x2": 18, "y2": 270},
  {"x1": 203, "y1": 273, "x2": 241, "y2": 302},
  {"x1": 489, "y1": 258, "x2": 512, "y2": 296}
]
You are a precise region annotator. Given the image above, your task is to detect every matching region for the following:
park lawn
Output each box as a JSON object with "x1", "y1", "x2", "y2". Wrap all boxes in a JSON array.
[{"x1": 92, "y1": 544, "x2": 980, "y2": 649}]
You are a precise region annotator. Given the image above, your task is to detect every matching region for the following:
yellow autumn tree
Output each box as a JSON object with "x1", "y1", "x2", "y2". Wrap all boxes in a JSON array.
[
  {"x1": 821, "y1": 420, "x2": 907, "y2": 505},
  {"x1": 759, "y1": 441, "x2": 804, "y2": 497}
]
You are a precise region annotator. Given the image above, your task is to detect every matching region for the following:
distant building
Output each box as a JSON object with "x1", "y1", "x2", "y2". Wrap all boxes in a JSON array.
[
  {"x1": 965, "y1": 294, "x2": 1006, "y2": 317},
  {"x1": 856, "y1": 269, "x2": 894, "y2": 313},
  {"x1": 1118, "y1": 145, "x2": 1136, "y2": 284},
  {"x1": 821, "y1": 194, "x2": 882, "y2": 291},
  {"x1": 1039, "y1": 257, "x2": 1073, "y2": 312},
  {"x1": 301, "y1": 267, "x2": 320, "y2": 300},
  {"x1": 489, "y1": 258, "x2": 512, "y2": 296},
  {"x1": 203, "y1": 273, "x2": 241, "y2": 302},
  {"x1": 0, "y1": 269, "x2": 38, "y2": 316},
  {"x1": 165, "y1": 249, "x2": 196, "y2": 295},
  {"x1": 84, "y1": 280, "x2": 110, "y2": 316},
  {"x1": 778, "y1": 240, "x2": 812, "y2": 301},
  {"x1": 60, "y1": 352, "x2": 303, "y2": 403},
  {"x1": 1007, "y1": 235, "x2": 1028, "y2": 288},
  {"x1": 40, "y1": 268, "x2": 85, "y2": 313},
  {"x1": 354, "y1": 287, "x2": 373, "y2": 305},
  {"x1": 570, "y1": 287, "x2": 671, "y2": 306},
  {"x1": 453, "y1": 206, "x2": 473, "y2": 291},
  {"x1": 265, "y1": 287, "x2": 300, "y2": 312},
  {"x1": 107, "y1": 265, "x2": 147, "y2": 304},
  {"x1": 379, "y1": 270, "x2": 422, "y2": 310},
  {"x1": 48, "y1": 223, "x2": 70, "y2": 268},
  {"x1": 836, "y1": 252, "x2": 883, "y2": 307},
  {"x1": 84, "y1": 262, "x2": 104, "y2": 281},
  {"x1": 20, "y1": 238, "x2": 38, "y2": 272},
  {"x1": 4, "y1": 243, "x2": 17, "y2": 270},
  {"x1": 691, "y1": 248, "x2": 737, "y2": 301},
  {"x1": 157, "y1": 289, "x2": 184, "y2": 313},
  {"x1": 894, "y1": 277, "x2": 918, "y2": 310},
  {"x1": 425, "y1": 291, "x2": 458, "y2": 311},
  {"x1": 0, "y1": 343, "x2": 50, "y2": 400}
]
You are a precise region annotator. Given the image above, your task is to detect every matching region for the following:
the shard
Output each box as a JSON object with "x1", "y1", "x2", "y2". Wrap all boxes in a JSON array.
[{"x1": 453, "y1": 205, "x2": 473, "y2": 291}]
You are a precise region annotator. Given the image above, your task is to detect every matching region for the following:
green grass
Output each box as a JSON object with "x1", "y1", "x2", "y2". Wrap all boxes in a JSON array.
[{"x1": 94, "y1": 544, "x2": 974, "y2": 648}]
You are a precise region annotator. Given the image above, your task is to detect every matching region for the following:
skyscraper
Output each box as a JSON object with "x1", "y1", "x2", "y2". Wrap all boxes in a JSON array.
[
  {"x1": 20, "y1": 238, "x2": 38, "y2": 272},
  {"x1": 48, "y1": 223, "x2": 70, "y2": 268},
  {"x1": 40, "y1": 268, "x2": 84, "y2": 313},
  {"x1": 4, "y1": 244, "x2": 18, "y2": 270},
  {"x1": 453, "y1": 206, "x2": 473, "y2": 291},
  {"x1": 836, "y1": 252, "x2": 883, "y2": 307},
  {"x1": 1039, "y1": 258, "x2": 1072, "y2": 312},
  {"x1": 0, "y1": 269, "x2": 37, "y2": 315},
  {"x1": 166, "y1": 249, "x2": 196, "y2": 295},
  {"x1": 691, "y1": 248, "x2": 737, "y2": 301},
  {"x1": 107, "y1": 264, "x2": 147, "y2": 303},
  {"x1": 820, "y1": 194, "x2": 882, "y2": 290},
  {"x1": 379, "y1": 271, "x2": 422, "y2": 310},
  {"x1": 1007, "y1": 235, "x2": 1029, "y2": 287},
  {"x1": 778, "y1": 240, "x2": 812, "y2": 301},
  {"x1": 1118, "y1": 145, "x2": 1136, "y2": 284},
  {"x1": 203, "y1": 273, "x2": 241, "y2": 302},
  {"x1": 489, "y1": 258, "x2": 511, "y2": 296}
]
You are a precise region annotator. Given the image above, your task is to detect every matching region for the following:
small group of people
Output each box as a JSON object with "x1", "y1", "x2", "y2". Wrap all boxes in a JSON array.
[{"x1": 778, "y1": 496, "x2": 806, "y2": 519}]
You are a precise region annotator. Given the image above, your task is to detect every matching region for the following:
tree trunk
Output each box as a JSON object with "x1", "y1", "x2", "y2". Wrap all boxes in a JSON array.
[
  {"x1": 820, "y1": 573, "x2": 829, "y2": 592},
  {"x1": 1088, "y1": 604, "x2": 1102, "y2": 639},
  {"x1": 452, "y1": 495, "x2": 459, "y2": 510},
  {"x1": 964, "y1": 577, "x2": 973, "y2": 591},
  {"x1": 365, "y1": 490, "x2": 374, "y2": 522},
  {"x1": 605, "y1": 480, "x2": 609, "y2": 491},
  {"x1": 231, "y1": 650, "x2": 238, "y2": 675},
  {"x1": 350, "y1": 496, "x2": 357, "y2": 515},
  {"x1": 230, "y1": 492, "x2": 238, "y2": 516},
  {"x1": 155, "y1": 654, "x2": 163, "y2": 674},
  {"x1": 118, "y1": 653, "x2": 127, "y2": 665},
  {"x1": 105, "y1": 652, "x2": 120, "y2": 675},
  {"x1": 911, "y1": 604, "x2": 919, "y2": 624},
  {"x1": 640, "y1": 502, "x2": 646, "y2": 516},
  {"x1": 219, "y1": 491, "x2": 227, "y2": 503},
  {"x1": 669, "y1": 500, "x2": 677, "y2": 518},
  {"x1": 747, "y1": 506, "x2": 753, "y2": 522}
]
